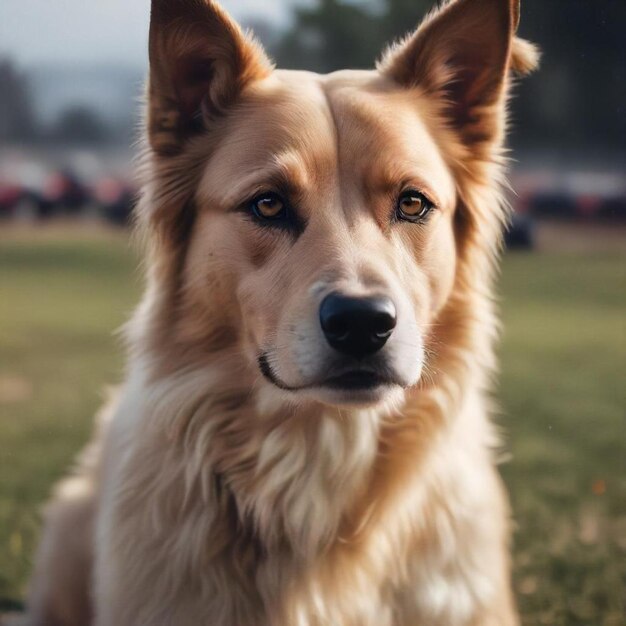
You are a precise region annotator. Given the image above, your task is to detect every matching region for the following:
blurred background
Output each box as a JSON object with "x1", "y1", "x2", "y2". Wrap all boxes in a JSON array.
[{"x1": 0, "y1": 1, "x2": 624, "y2": 624}]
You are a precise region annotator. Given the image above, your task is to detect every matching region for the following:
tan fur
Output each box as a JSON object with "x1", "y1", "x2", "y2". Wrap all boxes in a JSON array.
[{"x1": 22, "y1": 1, "x2": 538, "y2": 624}]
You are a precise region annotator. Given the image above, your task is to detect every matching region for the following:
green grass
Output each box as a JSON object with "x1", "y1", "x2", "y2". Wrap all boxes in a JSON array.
[
  {"x1": 0, "y1": 231, "x2": 624, "y2": 624},
  {"x1": 499, "y1": 253, "x2": 625, "y2": 625},
  {"x1": 0, "y1": 232, "x2": 139, "y2": 609}
]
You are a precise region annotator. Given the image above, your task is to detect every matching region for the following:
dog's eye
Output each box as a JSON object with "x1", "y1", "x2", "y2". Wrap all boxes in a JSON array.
[
  {"x1": 251, "y1": 192, "x2": 287, "y2": 220},
  {"x1": 396, "y1": 190, "x2": 434, "y2": 223}
]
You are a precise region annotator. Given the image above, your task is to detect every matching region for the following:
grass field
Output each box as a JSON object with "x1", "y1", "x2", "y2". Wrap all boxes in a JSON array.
[{"x1": 0, "y1": 229, "x2": 624, "y2": 624}]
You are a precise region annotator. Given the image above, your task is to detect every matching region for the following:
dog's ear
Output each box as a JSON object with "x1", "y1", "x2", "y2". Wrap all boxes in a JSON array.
[
  {"x1": 148, "y1": 0, "x2": 272, "y2": 155},
  {"x1": 379, "y1": 0, "x2": 539, "y2": 149}
]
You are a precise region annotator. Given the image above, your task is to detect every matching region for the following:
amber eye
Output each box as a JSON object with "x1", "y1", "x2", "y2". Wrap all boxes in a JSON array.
[
  {"x1": 396, "y1": 190, "x2": 434, "y2": 223},
  {"x1": 251, "y1": 192, "x2": 287, "y2": 220}
]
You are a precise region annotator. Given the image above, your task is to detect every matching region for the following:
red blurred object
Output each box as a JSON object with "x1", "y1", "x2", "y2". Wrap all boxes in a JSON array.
[
  {"x1": 93, "y1": 177, "x2": 126, "y2": 205},
  {"x1": 40, "y1": 170, "x2": 89, "y2": 215},
  {"x1": 0, "y1": 181, "x2": 22, "y2": 211},
  {"x1": 577, "y1": 195, "x2": 602, "y2": 218},
  {"x1": 0, "y1": 179, "x2": 38, "y2": 217},
  {"x1": 91, "y1": 176, "x2": 136, "y2": 225}
]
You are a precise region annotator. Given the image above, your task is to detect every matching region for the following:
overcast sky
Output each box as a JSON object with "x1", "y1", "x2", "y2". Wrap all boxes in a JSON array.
[{"x1": 0, "y1": 0, "x2": 296, "y2": 68}]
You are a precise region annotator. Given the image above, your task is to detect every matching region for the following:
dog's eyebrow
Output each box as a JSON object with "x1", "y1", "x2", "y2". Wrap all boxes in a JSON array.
[
  {"x1": 365, "y1": 161, "x2": 442, "y2": 207},
  {"x1": 200, "y1": 151, "x2": 312, "y2": 209}
]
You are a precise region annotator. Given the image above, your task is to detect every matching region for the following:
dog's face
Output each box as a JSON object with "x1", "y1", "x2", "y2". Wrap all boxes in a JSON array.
[
  {"x1": 145, "y1": 0, "x2": 537, "y2": 409},
  {"x1": 187, "y1": 72, "x2": 456, "y2": 407}
]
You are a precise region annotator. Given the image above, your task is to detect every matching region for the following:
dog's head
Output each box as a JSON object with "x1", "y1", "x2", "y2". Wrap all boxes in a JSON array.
[{"x1": 140, "y1": 0, "x2": 538, "y2": 410}]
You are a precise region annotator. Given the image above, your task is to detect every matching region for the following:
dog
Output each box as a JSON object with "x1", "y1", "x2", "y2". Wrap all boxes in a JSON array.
[{"x1": 21, "y1": 0, "x2": 538, "y2": 624}]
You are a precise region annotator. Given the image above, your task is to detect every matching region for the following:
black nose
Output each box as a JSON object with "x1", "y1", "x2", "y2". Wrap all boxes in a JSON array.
[{"x1": 319, "y1": 293, "x2": 397, "y2": 359}]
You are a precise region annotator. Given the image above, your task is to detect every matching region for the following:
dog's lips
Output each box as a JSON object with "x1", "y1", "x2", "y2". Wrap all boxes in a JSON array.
[
  {"x1": 258, "y1": 352, "x2": 400, "y2": 394},
  {"x1": 322, "y1": 369, "x2": 393, "y2": 391}
]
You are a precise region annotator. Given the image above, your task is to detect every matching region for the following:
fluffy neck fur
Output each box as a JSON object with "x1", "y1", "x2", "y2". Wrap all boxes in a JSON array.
[{"x1": 117, "y1": 270, "x2": 501, "y2": 626}]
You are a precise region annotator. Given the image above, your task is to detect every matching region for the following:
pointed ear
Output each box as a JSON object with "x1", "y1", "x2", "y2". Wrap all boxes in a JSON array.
[
  {"x1": 148, "y1": 0, "x2": 272, "y2": 155},
  {"x1": 379, "y1": 0, "x2": 539, "y2": 148}
]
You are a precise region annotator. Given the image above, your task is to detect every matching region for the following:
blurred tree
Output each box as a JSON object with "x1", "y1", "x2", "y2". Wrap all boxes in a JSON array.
[
  {"x1": 0, "y1": 58, "x2": 38, "y2": 142},
  {"x1": 512, "y1": 0, "x2": 626, "y2": 155},
  {"x1": 274, "y1": 0, "x2": 435, "y2": 72},
  {"x1": 53, "y1": 105, "x2": 108, "y2": 145},
  {"x1": 273, "y1": 0, "x2": 626, "y2": 158},
  {"x1": 377, "y1": 0, "x2": 432, "y2": 41},
  {"x1": 275, "y1": 0, "x2": 379, "y2": 72}
]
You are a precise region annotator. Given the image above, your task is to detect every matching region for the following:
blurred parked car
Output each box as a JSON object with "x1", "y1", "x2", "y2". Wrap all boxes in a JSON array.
[
  {"x1": 596, "y1": 193, "x2": 626, "y2": 221},
  {"x1": 505, "y1": 212, "x2": 536, "y2": 250},
  {"x1": 92, "y1": 176, "x2": 136, "y2": 226},
  {"x1": 0, "y1": 181, "x2": 23, "y2": 217},
  {"x1": 0, "y1": 179, "x2": 41, "y2": 219},
  {"x1": 529, "y1": 191, "x2": 578, "y2": 219},
  {"x1": 521, "y1": 171, "x2": 626, "y2": 222},
  {"x1": 38, "y1": 170, "x2": 90, "y2": 218}
]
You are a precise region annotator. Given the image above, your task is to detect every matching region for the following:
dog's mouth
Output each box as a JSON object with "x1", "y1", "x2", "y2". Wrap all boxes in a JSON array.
[
  {"x1": 258, "y1": 353, "x2": 398, "y2": 393},
  {"x1": 323, "y1": 370, "x2": 391, "y2": 390}
]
